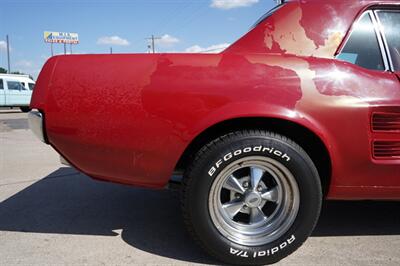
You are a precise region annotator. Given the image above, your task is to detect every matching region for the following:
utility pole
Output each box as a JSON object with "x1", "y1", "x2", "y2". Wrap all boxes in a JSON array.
[
  {"x1": 63, "y1": 43, "x2": 67, "y2": 55},
  {"x1": 146, "y1": 35, "x2": 161, "y2": 53},
  {"x1": 110, "y1": 47, "x2": 113, "y2": 54},
  {"x1": 6, "y1": 35, "x2": 11, "y2": 73}
]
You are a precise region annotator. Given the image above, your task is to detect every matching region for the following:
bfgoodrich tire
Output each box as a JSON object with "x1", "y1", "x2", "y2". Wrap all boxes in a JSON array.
[{"x1": 182, "y1": 130, "x2": 322, "y2": 265}]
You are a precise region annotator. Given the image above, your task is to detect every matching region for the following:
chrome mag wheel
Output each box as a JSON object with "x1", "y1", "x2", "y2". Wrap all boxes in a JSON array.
[{"x1": 208, "y1": 156, "x2": 300, "y2": 246}]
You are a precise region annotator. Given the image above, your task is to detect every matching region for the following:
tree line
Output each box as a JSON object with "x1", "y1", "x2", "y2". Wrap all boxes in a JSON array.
[{"x1": 0, "y1": 67, "x2": 34, "y2": 80}]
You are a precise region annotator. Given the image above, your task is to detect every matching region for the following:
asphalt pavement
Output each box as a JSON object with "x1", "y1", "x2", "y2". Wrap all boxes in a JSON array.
[{"x1": 1, "y1": 109, "x2": 400, "y2": 265}]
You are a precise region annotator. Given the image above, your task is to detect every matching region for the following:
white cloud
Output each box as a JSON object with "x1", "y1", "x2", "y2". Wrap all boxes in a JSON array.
[
  {"x1": 211, "y1": 0, "x2": 259, "y2": 9},
  {"x1": 185, "y1": 43, "x2": 230, "y2": 53},
  {"x1": 97, "y1": 36, "x2": 130, "y2": 46},
  {"x1": 15, "y1": 60, "x2": 33, "y2": 68},
  {"x1": 41, "y1": 54, "x2": 50, "y2": 61},
  {"x1": 12, "y1": 59, "x2": 41, "y2": 79},
  {"x1": 0, "y1": 41, "x2": 6, "y2": 51},
  {"x1": 0, "y1": 40, "x2": 12, "y2": 52},
  {"x1": 155, "y1": 34, "x2": 180, "y2": 47}
]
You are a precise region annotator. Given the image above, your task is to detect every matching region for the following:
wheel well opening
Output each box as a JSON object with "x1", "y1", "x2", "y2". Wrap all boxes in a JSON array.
[{"x1": 174, "y1": 117, "x2": 332, "y2": 196}]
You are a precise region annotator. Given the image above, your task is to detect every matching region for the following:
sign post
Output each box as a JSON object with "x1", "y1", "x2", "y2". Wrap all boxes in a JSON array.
[
  {"x1": 44, "y1": 31, "x2": 79, "y2": 56},
  {"x1": 6, "y1": 34, "x2": 10, "y2": 73}
]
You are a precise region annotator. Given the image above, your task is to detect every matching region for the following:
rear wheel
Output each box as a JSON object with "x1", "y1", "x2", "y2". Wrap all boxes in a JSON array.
[
  {"x1": 20, "y1": 107, "x2": 31, "y2": 113},
  {"x1": 182, "y1": 130, "x2": 322, "y2": 265}
]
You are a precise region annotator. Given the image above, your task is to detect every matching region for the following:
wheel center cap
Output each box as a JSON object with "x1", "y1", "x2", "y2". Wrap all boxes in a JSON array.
[{"x1": 244, "y1": 191, "x2": 262, "y2": 208}]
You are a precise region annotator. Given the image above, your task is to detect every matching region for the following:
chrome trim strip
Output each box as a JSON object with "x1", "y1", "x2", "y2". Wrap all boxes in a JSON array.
[
  {"x1": 28, "y1": 110, "x2": 46, "y2": 143},
  {"x1": 374, "y1": 9, "x2": 400, "y2": 72},
  {"x1": 371, "y1": 10, "x2": 392, "y2": 71},
  {"x1": 369, "y1": 10, "x2": 390, "y2": 71}
]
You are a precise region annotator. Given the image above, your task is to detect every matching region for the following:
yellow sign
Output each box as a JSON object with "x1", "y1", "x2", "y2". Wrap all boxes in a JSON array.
[{"x1": 44, "y1": 31, "x2": 79, "y2": 44}]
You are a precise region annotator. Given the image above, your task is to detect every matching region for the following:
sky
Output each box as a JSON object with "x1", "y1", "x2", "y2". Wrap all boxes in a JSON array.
[{"x1": 0, "y1": 0, "x2": 276, "y2": 79}]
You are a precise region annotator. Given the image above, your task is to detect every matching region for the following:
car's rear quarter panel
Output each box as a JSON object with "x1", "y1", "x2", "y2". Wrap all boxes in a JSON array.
[
  {"x1": 31, "y1": 53, "x2": 400, "y2": 199},
  {"x1": 35, "y1": 53, "x2": 307, "y2": 188}
]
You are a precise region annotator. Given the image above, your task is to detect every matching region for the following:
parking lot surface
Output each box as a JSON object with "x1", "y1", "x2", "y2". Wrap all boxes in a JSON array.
[{"x1": 1, "y1": 109, "x2": 400, "y2": 265}]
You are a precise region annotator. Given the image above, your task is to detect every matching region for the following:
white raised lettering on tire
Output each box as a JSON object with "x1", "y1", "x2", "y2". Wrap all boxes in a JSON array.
[
  {"x1": 208, "y1": 146, "x2": 291, "y2": 177},
  {"x1": 229, "y1": 235, "x2": 296, "y2": 258}
]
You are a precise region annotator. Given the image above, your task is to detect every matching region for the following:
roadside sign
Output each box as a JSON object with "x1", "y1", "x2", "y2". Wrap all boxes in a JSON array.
[{"x1": 44, "y1": 31, "x2": 79, "y2": 44}]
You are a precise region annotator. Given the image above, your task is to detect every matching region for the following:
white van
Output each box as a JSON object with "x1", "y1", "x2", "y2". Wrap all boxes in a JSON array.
[{"x1": 0, "y1": 74, "x2": 35, "y2": 112}]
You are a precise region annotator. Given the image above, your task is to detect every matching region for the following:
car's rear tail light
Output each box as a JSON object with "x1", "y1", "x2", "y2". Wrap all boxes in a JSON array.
[
  {"x1": 373, "y1": 141, "x2": 400, "y2": 159},
  {"x1": 372, "y1": 112, "x2": 400, "y2": 132}
]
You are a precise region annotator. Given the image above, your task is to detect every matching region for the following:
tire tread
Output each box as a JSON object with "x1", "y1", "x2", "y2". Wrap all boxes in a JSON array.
[{"x1": 181, "y1": 130, "x2": 321, "y2": 265}]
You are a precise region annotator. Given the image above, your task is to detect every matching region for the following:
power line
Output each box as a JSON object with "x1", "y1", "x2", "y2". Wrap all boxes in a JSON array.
[
  {"x1": 145, "y1": 35, "x2": 161, "y2": 53},
  {"x1": 154, "y1": 1, "x2": 194, "y2": 36},
  {"x1": 131, "y1": 2, "x2": 195, "y2": 53},
  {"x1": 169, "y1": 3, "x2": 209, "y2": 39}
]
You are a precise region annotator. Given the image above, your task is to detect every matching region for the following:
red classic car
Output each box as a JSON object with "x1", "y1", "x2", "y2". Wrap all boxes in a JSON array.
[{"x1": 29, "y1": 0, "x2": 400, "y2": 264}]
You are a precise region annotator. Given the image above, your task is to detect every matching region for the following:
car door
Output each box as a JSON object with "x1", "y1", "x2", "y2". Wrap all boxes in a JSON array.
[
  {"x1": 0, "y1": 79, "x2": 5, "y2": 105},
  {"x1": 375, "y1": 9, "x2": 400, "y2": 80},
  {"x1": 5, "y1": 79, "x2": 29, "y2": 106},
  {"x1": 371, "y1": 8, "x2": 400, "y2": 188},
  {"x1": 334, "y1": 8, "x2": 400, "y2": 191}
]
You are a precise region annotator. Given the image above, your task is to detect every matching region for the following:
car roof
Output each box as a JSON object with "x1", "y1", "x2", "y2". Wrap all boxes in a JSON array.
[
  {"x1": 287, "y1": 0, "x2": 399, "y2": 4},
  {"x1": 284, "y1": 0, "x2": 400, "y2": 11},
  {"x1": 226, "y1": 0, "x2": 400, "y2": 57},
  {"x1": 0, "y1": 74, "x2": 35, "y2": 83}
]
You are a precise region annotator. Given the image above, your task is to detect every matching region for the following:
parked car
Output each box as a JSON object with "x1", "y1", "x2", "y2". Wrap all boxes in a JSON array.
[
  {"x1": 29, "y1": 0, "x2": 400, "y2": 265},
  {"x1": 0, "y1": 74, "x2": 35, "y2": 112}
]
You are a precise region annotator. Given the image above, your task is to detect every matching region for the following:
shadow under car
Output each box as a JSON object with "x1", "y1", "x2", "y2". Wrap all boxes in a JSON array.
[{"x1": 0, "y1": 167, "x2": 399, "y2": 263}]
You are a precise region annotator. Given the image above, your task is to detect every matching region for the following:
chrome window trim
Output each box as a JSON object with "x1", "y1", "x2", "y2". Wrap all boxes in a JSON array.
[
  {"x1": 250, "y1": 3, "x2": 285, "y2": 30},
  {"x1": 373, "y1": 9, "x2": 400, "y2": 72},
  {"x1": 369, "y1": 10, "x2": 390, "y2": 71},
  {"x1": 336, "y1": 10, "x2": 390, "y2": 72}
]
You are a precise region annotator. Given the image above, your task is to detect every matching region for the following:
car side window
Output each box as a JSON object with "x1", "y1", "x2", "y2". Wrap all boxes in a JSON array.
[
  {"x1": 376, "y1": 10, "x2": 400, "y2": 71},
  {"x1": 337, "y1": 12, "x2": 385, "y2": 71},
  {"x1": 7, "y1": 81, "x2": 25, "y2": 90},
  {"x1": 0, "y1": 79, "x2": 3, "y2": 90},
  {"x1": 28, "y1": 83, "x2": 35, "y2": 90}
]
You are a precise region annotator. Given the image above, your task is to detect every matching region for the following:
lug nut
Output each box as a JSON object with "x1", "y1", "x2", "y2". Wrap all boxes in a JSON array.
[
  {"x1": 243, "y1": 181, "x2": 249, "y2": 188},
  {"x1": 257, "y1": 186, "x2": 263, "y2": 192},
  {"x1": 235, "y1": 193, "x2": 241, "y2": 199}
]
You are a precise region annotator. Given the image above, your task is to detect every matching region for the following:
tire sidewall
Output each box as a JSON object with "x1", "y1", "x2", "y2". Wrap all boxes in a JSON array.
[{"x1": 185, "y1": 134, "x2": 322, "y2": 265}]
